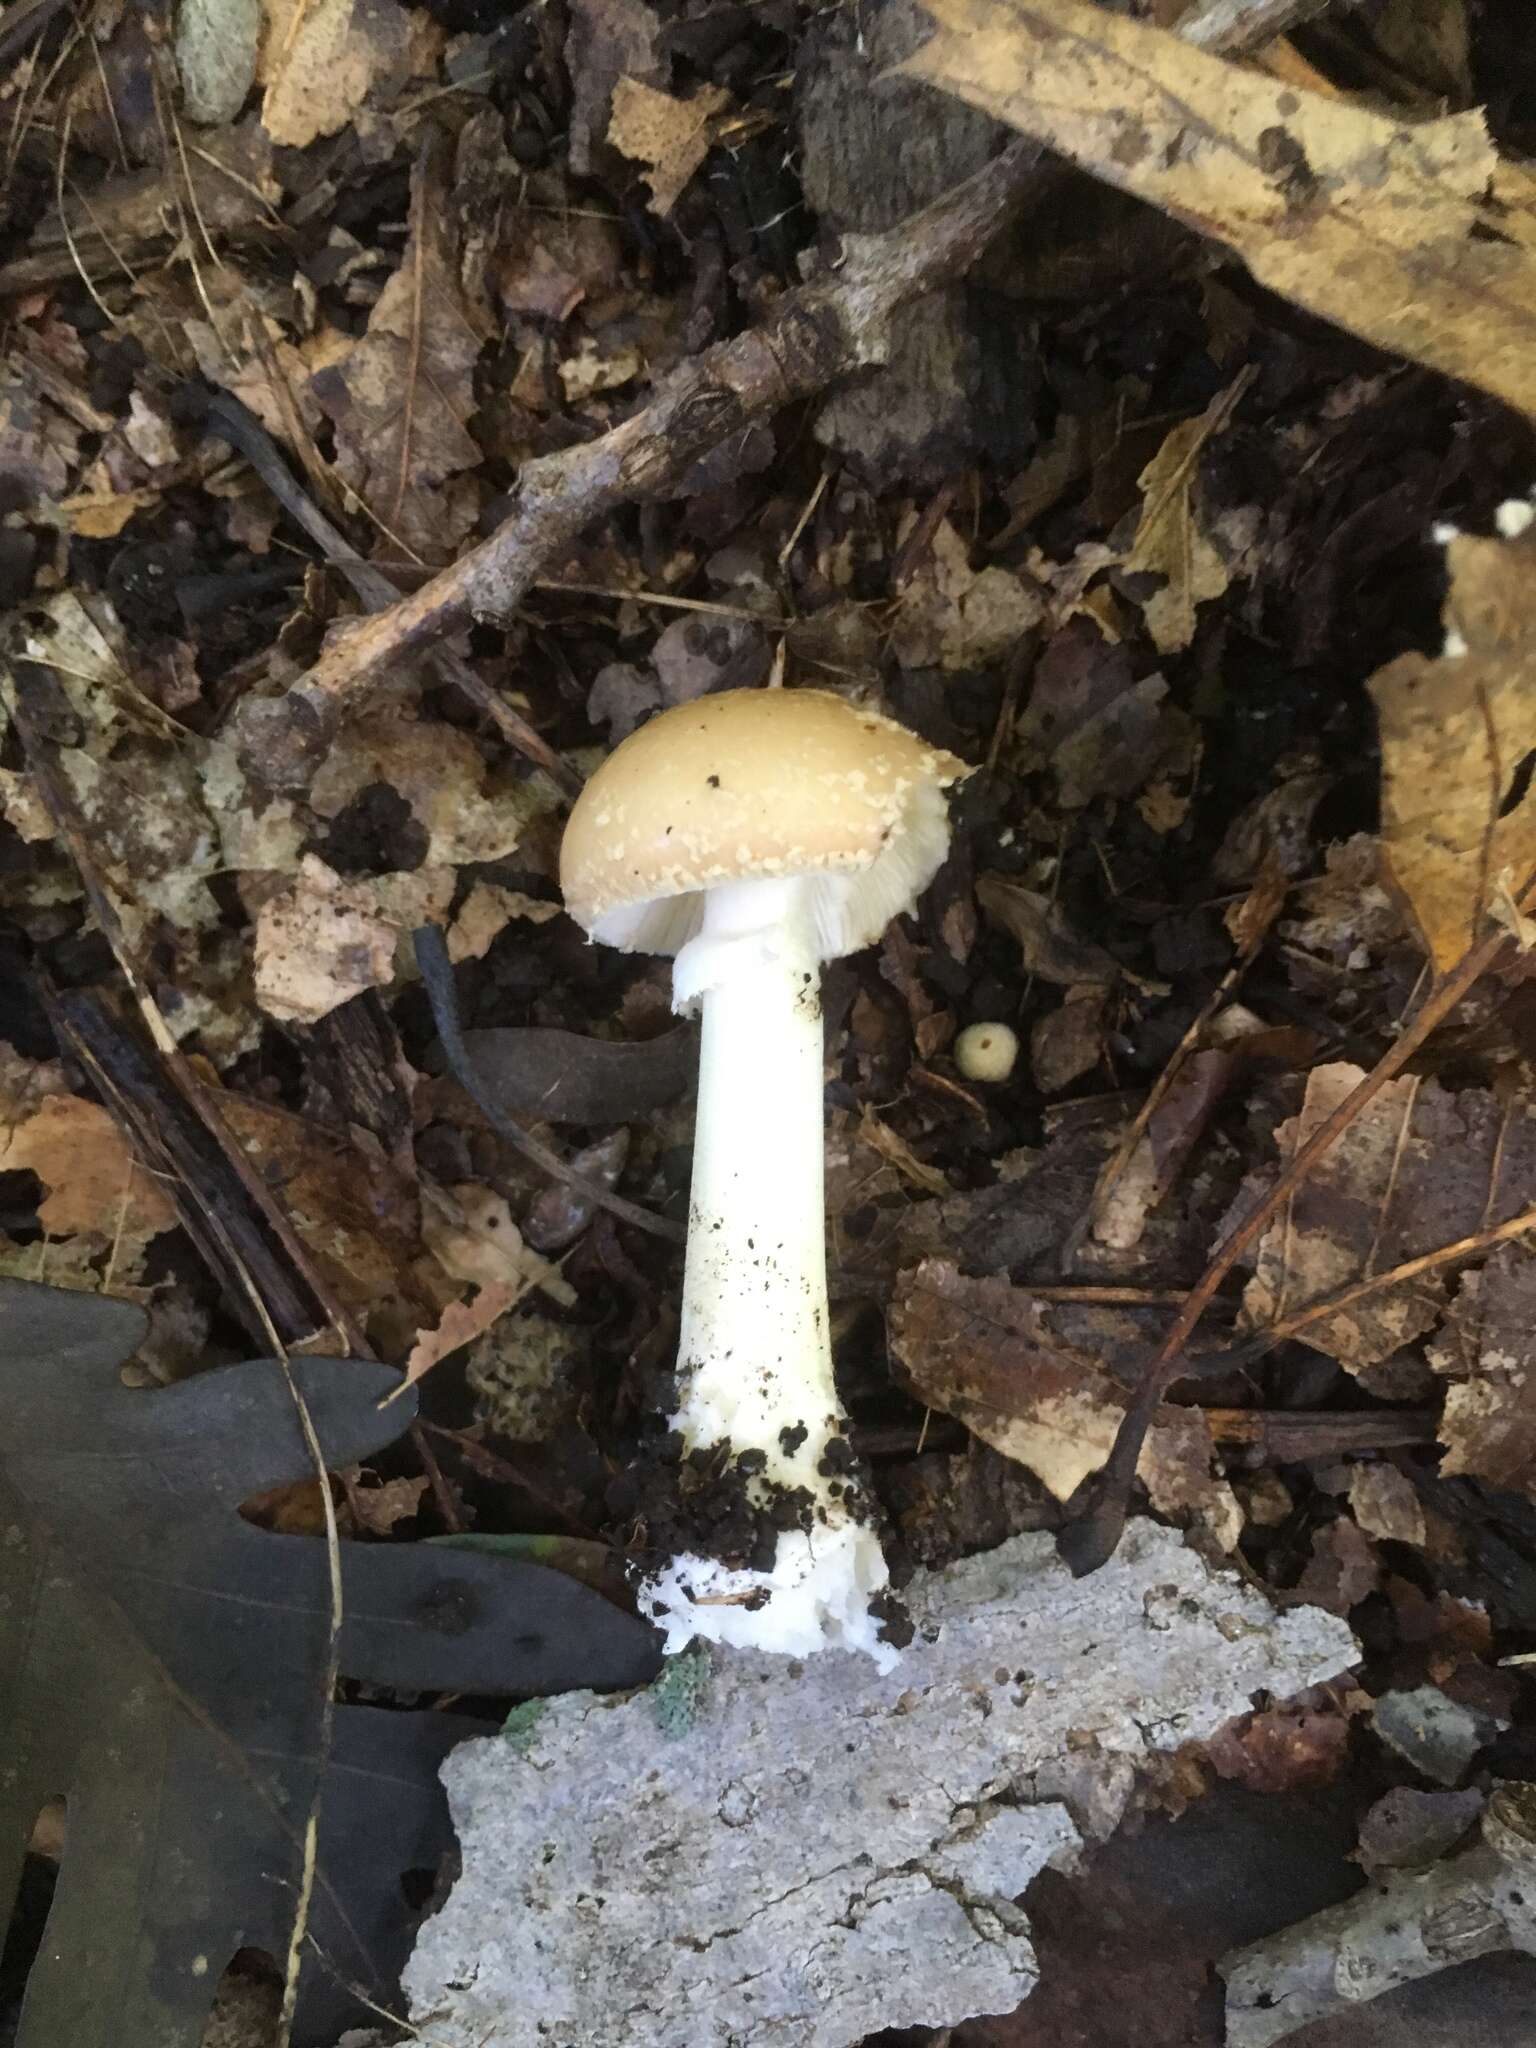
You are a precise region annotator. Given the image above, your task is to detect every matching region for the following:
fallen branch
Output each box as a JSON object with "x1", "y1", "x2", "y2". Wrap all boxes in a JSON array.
[
  {"x1": 228, "y1": 0, "x2": 1325, "y2": 788},
  {"x1": 230, "y1": 140, "x2": 1044, "y2": 787},
  {"x1": 1222, "y1": 1783, "x2": 1536, "y2": 2048},
  {"x1": 204, "y1": 395, "x2": 582, "y2": 797}
]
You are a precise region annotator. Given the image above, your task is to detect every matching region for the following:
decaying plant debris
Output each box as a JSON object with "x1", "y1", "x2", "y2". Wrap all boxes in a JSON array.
[{"x1": 4, "y1": 0, "x2": 1536, "y2": 2042}]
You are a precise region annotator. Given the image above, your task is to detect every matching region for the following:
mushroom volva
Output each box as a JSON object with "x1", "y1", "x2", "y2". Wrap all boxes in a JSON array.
[{"x1": 561, "y1": 688, "x2": 968, "y2": 1665}]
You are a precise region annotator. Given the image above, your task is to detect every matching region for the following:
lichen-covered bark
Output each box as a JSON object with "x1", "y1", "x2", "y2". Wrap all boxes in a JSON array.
[{"x1": 398, "y1": 1522, "x2": 1354, "y2": 2048}]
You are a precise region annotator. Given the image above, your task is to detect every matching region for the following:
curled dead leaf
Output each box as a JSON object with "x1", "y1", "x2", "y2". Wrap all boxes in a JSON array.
[
  {"x1": 890, "y1": 1259, "x2": 1239, "y2": 1545},
  {"x1": 905, "y1": 0, "x2": 1536, "y2": 421},
  {"x1": 608, "y1": 77, "x2": 732, "y2": 217},
  {"x1": 1125, "y1": 371, "x2": 1254, "y2": 653},
  {"x1": 1369, "y1": 528, "x2": 1536, "y2": 973}
]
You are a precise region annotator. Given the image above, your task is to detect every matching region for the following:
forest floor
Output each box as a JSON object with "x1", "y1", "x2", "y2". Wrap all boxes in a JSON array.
[{"x1": 3, "y1": 0, "x2": 1536, "y2": 2043}]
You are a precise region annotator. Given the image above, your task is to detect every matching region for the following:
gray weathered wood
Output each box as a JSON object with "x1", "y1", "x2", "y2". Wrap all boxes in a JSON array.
[{"x1": 396, "y1": 1521, "x2": 1354, "y2": 2047}]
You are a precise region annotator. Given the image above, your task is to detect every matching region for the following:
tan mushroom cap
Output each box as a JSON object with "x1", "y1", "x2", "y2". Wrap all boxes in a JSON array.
[{"x1": 560, "y1": 688, "x2": 970, "y2": 959}]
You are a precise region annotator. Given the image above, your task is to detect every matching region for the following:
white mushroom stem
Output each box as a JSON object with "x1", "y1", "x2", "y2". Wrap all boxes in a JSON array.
[{"x1": 639, "y1": 872, "x2": 894, "y2": 1668}]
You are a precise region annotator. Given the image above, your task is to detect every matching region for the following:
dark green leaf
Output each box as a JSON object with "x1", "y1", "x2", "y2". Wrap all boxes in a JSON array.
[{"x1": 0, "y1": 1279, "x2": 660, "y2": 2048}]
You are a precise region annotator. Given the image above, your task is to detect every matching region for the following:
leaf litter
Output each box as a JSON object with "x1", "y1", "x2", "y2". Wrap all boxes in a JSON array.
[{"x1": 6, "y1": 0, "x2": 1536, "y2": 2041}]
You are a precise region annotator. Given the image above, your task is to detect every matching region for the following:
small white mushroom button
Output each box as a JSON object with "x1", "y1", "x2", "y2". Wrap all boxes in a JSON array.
[{"x1": 954, "y1": 1020, "x2": 1019, "y2": 1083}]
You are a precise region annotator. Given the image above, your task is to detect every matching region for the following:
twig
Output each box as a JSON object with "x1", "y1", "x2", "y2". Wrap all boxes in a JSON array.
[
  {"x1": 1060, "y1": 890, "x2": 1536, "y2": 1577},
  {"x1": 202, "y1": 393, "x2": 581, "y2": 798},
  {"x1": 0, "y1": 0, "x2": 71, "y2": 77},
  {"x1": 1228, "y1": 1198, "x2": 1536, "y2": 1365},
  {"x1": 1203, "y1": 1408, "x2": 1436, "y2": 1463},
  {"x1": 229, "y1": 139, "x2": 1048, "y2": 786},
  {"x1": 208, "y1": 0, "x2": 1333, "y2": 784},
  {"x1": 1223, "y1": 1784, "x2": 1536, "y2": 2048},
  {"x1": 1178, "y1": 0, "x2": 1361, "y2": 48}
]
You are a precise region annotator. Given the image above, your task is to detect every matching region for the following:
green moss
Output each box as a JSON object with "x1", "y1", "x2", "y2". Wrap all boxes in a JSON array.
[
  {"x1": 648, "y1": 1645, "x2": 712, "y2": 1739},
  {"x1": 501, "y1": 1699, "x2": 548, "y2": 1753}
]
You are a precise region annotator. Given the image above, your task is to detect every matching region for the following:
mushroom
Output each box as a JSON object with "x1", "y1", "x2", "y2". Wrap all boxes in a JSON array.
[
  {"x1": 561, "y1": 688, "x2": 968, "y2": 1665},
  {"x1": 954, "y1": 1020, "x2": 1020, "y2": 1083}
]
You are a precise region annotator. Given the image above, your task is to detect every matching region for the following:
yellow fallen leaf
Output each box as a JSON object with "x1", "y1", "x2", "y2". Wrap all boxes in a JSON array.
[
  {"x1": 608, "y1": 76, "x2": 732, "y2": 216},
  {"x1": 1125, "y1": 370, "x2": 1253, "y2": 653},
  {"x1": 259, "y1": 0, "x2": 416, "y2": 149},
  {"x1": 0, "y1": 1095, "x2": 177, "y2": 1245},
  {"x1": 398, "y1": 1281, "x2": 521, "y2": 1392},
  {"x1": 905, "y1": 0, "x2": 1536, "y2": 421},
  {"x1": 60, "y1": 488, "x2": 161, "y2": 539},
  {"x1": 1368, "y1": 527, "x2": 1536, "y2": 972}
]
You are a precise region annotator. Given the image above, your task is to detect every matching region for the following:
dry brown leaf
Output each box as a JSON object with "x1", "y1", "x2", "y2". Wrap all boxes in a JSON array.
[
  {"x1": 977, "y1": 872, "x2": 1157, "y2": 991},
  {"x1": 824, "y1": 1107, "x2": 914, "y2": 1288},
  {"x1": 1013, "y1": 620, "x2": 1193, "y2": 809},
  {"x1": 401, "y1": 1281, "x2": 522, "y2": 1389},
  {"x1": 447, "y1": 883, "x2": 562, "y2": 965},
  {"x1": 0, "y1": 368, "x2": 81, "y2": 508},
  {"x1": 1368, "y1": 528, "x2": 1536, "y2": 973},
  {"x1": 6, "y1": 594, "x2": 223, "y2": 957},
  {"x1": 187, "y1": 314, "x2": 345, "y2": 453},
  {"x1": 308, "y1": 714, "x2": 554, "y2": 867},
  {"x1": 309, "y1": 148, "x2": 490, "y2": 562},
  {"x1": 890, "y1": 519, "x2": 1043, "y2": 671},
  {"x1": 60, "y1": 488, "x2": 161, "y2": 538},
  {"x1": 405, "y1": 1184, "x2": 575, "y2": 1386},
  {"x1": 425, "y1": 1184, "x2": 575, "y2": 1307},
  {"x1": 557, "y1": 340, "x2": 644, "y2": 403},
  {"x1": 905, "y1": 0, "x2": 1536, "y2": 421},
  {"x1": 219, "y1": 1091, "x2": 426, "y2": 1345},
  {"x1": 856, "y1": 1106, "x2": 950, "y2": 1198},
  {"x1": 1428, "y1": 1244, "x2": 1536, "y2": 1496},
  {"x1": 1029, "y1": 985, "x2": 1107, "y2": 1095},
  {"x1": 253, "y1": 855, "x2": 454, "y2": 1024},
  {"x1": 1348, "y1": 1462, "x2": 1428, "y2": 1548},
  {"x1": 1240, "y1": 1062, "x2": 1536, "y2": 1376},
  {"x1": 567, "y1": 0, "x2": 665, "y2": 176},
  {"x1": 0, "y1": 1094, "x2": 177, "y2": 1246},
  {"x1": 1125, "y1": 372, "x2": 1252, "y2": 653},
  {"x1": 0, "y1": 766, "x2": 55, "y2": 844},
  {"x1": 1281, "y1": 833, "x2": 1410, "y2": 973},
  {"x1": 1093, "y1": 1046, "x2": 1238, "y2": 1252},
  {"x1": 348, "y1": 1471, "x2": 431, "y2": 1534},
  {"x1": 259, "y1": 0, "x2": 418, "y2": 149},
  {"x1": 1201, "y1": 1690, "x2": 1354, "y2": 1794},
  {"x1": 890, "y1": 1259, "x2": 1240, "y2": 1544},
  {"x1": 608, "y1": 76, "x2": 732, "y2": 216}
]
